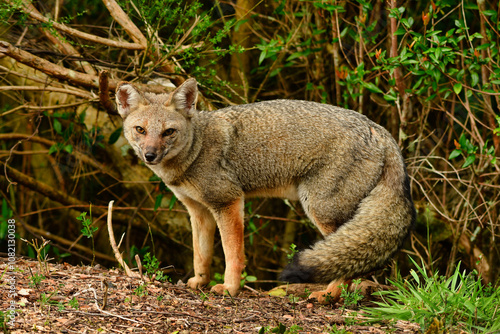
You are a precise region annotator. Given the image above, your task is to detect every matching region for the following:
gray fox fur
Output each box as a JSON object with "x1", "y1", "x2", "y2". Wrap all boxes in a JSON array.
[{"x1": 116, "y1": 78, "x2": 415, "y2": 301}]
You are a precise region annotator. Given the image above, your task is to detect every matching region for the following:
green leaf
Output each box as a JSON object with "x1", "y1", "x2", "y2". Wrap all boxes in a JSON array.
[
  {"x1": 48, "y1": 144, "x2": 58, "y2": 155},
  {"x1": 270, "y1": 68, "x2": 281, "y2": 77},
  {"x1": 258, "y1": 50, "x2": 266, "y2": 65},
  {"x1": 362, "y1": 81, "x2": 384, "y2": 94},
  {"x1": 1, "y1": 198, "x2": 11, "y2": 219},
  {"x1": 427, "y1": 30, "x2": 442, "y2": 37},
  {"x1": 410, "y1": 269, "x2": 420, "y2": 285},
  {"x1": 108, "y1": 127, "x2": 123, "y2": 145},
  {"x1": 234, "y1": 18, "x2": 249, "y2": 32},
  {"x1": 458, "y1": 133, "x2": 467, "y2": 147},
  {"x1": 394, "y1": 27, "x2": 406, "y2": 36},
  {"x1": 286, "y1": 52, "x2": 303, "y2": 62},
  {"x1": 383, "y1": 93, "x2": 397, "y2": 102},
  {"x1": 245, "y1": 275, "x2": 257, "y2": 282},
  {"x1": 469, "y1": 32, "x2": 483, "y2": 41},
  {"x1": 168, "y1": 193, "x2": 177, "y2": 210},
  {"x1": 64, "y1": 145, "x2": 73, "y2": 153},
  {"x1": 476, "y1": 43, "x2": 491, "y2": 50},
  {"x1": 154, "y1": 194, "x2": 163, "y2": 211},
  {"x1": 483, "y1": 9, "x2": 497, "y2": 16},
  {"x1": 462, "y1": 154, "x2": 476, "y2": 168},
  {"x1": 53, "y1": 119, "x2": 62, "y2": 134},
  {"x1": 470, "y1": 72, "x2": 479, "y2": 87},
  {"x1": 434, "y1": 47, "x2": 442, "y2": 59},
  {"x1": 453, "y1": 83, "x2": 462, "y2": 95},
  {"x1": 449, "y1": 149, "x2": 462, "y2": 160},
  {"x1": 76, "y1": 212, "x2": 87, "y2": 221}
]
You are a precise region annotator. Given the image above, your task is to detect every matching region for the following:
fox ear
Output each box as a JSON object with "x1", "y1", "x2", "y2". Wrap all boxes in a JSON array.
[
  {"x1": 116, "y1": 82, "x2": 147, "y2": 118},
  {"x1": 169, "y1": 78, "x2": 198, "y2": 117}
]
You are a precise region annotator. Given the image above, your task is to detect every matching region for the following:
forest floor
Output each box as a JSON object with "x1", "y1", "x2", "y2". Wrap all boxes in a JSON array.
[{"x1": 1, "y1": 258, "x2": 421, "y2": 333}]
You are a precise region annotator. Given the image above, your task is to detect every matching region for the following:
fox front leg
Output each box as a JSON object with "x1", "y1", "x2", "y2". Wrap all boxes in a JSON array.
[
  {"x1": 182, "y1": 198, "x2": 217, "y2": 290},
  {"x1": 210, "y1": 198, "x2": 246, "y2": 296}
]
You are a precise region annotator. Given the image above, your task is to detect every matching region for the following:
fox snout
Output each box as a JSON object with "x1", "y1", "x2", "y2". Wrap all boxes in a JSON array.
[
  {"x1": 144, "y1": 151, "x2": 157, "y2": 162},
  {"x1": 142, "y1": 146, "x2": 164, "y2": 164}
]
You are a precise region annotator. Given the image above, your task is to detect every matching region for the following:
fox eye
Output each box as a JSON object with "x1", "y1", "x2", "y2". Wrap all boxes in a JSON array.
[
  {"x1": 136, "y1": 126, "x2": 146, "y2": 134},
  {"x1": 162, "y1": 128, "x2": 176, "y2": 137}
]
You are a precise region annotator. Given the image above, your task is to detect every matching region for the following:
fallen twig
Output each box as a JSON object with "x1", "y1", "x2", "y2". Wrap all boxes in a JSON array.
[{"x1": 72, "y1": 287, "x2": 147, "y2": 324}]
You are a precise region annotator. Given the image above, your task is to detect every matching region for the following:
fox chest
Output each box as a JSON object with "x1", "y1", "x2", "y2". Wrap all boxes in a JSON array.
[{"x1": 168, "y1": 183, "x2": 205, "y2": 206}]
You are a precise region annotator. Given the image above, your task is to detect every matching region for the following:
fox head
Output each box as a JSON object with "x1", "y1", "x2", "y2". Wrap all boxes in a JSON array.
[{"x1": 116, "y1": 78, "x2": 198, "y2": 165}]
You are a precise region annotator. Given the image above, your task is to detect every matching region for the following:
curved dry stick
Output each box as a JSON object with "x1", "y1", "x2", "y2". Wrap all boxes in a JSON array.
[
  {"x1": 9, "y1": 0, "x2": 144, "y2": 50},
  {"x1": 107, "y1": 200, "x2": 141, "y2": 279}
]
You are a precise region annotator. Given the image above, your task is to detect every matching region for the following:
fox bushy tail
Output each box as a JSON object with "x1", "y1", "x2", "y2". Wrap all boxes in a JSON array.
[{"x1": 281, "y1": 149, "x2": 416, "y2": 283}]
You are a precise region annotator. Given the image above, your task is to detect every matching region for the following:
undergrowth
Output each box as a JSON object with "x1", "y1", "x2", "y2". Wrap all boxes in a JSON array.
[{"x1": 363, "y1": 258, "x2": 500, "y2": 333}]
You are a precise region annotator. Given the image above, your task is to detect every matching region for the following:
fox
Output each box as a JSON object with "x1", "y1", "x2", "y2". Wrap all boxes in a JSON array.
[{"x1": 115, "y1": 78, "x2": 415, "y2": 302}]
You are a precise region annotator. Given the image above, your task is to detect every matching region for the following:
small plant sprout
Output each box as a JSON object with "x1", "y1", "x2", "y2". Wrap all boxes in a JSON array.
[{"x1": 77, "y1": 205, "x2": 98, "y2": 266}]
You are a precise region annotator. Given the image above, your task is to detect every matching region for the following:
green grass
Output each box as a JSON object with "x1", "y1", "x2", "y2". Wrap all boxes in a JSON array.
[{"x1": 363, "y1": 258, "x2": 500, "y2": 333}]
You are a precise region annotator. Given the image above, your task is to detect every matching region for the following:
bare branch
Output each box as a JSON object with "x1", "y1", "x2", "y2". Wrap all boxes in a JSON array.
[{"x1": 9, "y1": 0, "x2": 144, "y2": 50}]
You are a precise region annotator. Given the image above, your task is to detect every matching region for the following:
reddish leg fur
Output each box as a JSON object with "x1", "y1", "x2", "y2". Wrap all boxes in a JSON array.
[{"x1": 210, "y1": 198, "x2": 246, "y2": 296}]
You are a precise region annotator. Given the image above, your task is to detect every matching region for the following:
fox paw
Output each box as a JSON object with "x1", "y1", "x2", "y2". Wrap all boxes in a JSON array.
[
  {"x1": 308, "y1": 290, "x2": 339, "y2": 304},
  {"x1": 308, "y1": 280, "x2": 351, "y2": 304},
  {"x1": 210, "y1": 283, "x2": 240, "y2": 297},
  {"x1": 187, "y1": 275, "x2": 210, "y2": 290}
]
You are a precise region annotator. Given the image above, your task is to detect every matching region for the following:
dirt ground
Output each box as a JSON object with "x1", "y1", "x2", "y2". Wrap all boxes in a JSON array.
[{"x1": 1, "y1": 258, "x2": 421, "y2": 333}]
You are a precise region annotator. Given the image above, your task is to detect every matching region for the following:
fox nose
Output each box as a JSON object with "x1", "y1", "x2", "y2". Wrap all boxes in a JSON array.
[{"x1": 145, "y1": 152, "x2": 157, "y2": 162}]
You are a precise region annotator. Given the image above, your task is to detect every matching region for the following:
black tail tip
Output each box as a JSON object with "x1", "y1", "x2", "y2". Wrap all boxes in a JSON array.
[{"x1": 280, "y1": 256, "x2": 315, "y2": 283}]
